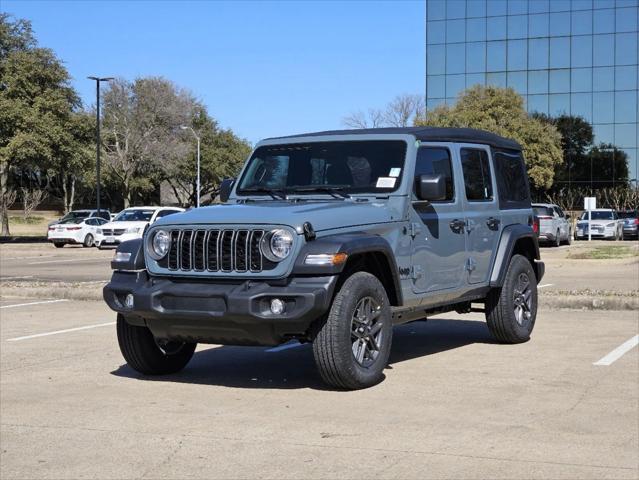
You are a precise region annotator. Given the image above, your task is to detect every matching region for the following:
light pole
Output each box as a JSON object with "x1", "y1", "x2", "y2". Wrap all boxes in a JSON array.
[
  {"x1": 88, "y1": 76, "x2": 113, "y2": 216},
  {"x1": 180, "y1": 126, "x2": 201, "y2": 208}
]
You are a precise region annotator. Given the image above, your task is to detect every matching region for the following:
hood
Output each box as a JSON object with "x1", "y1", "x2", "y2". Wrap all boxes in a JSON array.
[{"x1": 152, "y1": 200, "x2": 400, "y2": 232}]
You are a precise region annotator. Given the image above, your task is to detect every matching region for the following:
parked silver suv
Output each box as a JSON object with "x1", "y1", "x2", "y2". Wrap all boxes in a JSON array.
[{"x1": 532, "y1": 203, "x2": 571, "y2": 247}]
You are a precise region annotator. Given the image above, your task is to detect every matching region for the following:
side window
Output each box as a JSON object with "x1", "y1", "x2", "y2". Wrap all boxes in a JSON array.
[
  {"x1": 97, "y1": 218, "x2": 108, "y2": 225},
  {"x1": 85, "y1": 218, "x2": 97, "y2": 226},
  {"x1": 493, "y1": 149, "x2": 531, "y2": 208},
  {"x1": 414, "y1": 147, "x2": 454, "y2": 201},
  {"x1": 460, "y1": 148, "x2": 493, "y2": 202},
  {"x1": 555, "y1": 207, "x2": 564, "y2": 218}
]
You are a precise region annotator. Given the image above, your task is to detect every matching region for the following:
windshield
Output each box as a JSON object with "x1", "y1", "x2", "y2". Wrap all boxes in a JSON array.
[
  {"x1": 237, "y1": 141, "x2": 407, "y2": 196},
  {"x1": 59, "y1": 211, "x2": 91, "y2": 222},
  {"x1": 617, "y1": 211, "x2": 637, "y2": 219},
  {"x1": 58, "y1": 217, "x2": 85, "y2": 225},
  {"x1": 114, "y1": 209, "x2": 155, "y2": 222},
  {"x1": 533, "y1": 206, "x2": 554, "y2": 217},
  {"x1": 580, "y1": 211, "x2": 614, "y2": 220}
]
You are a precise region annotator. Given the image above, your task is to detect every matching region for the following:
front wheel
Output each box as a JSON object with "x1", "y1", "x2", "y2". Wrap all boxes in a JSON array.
[
  {"x1": 117, "y1": 314, "x2": 196, "y2": 375},
  {"x1": 312, "y1": 272, "x2": 392, "y2": 390},
  {"x1": 485, "y1": 254, "x2": 538, "y2": 344}
]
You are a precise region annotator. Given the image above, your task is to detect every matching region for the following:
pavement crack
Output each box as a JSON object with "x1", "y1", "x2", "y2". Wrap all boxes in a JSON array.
[{"x1": 2, "y1": 422, "x2": 636, "y2": 472}]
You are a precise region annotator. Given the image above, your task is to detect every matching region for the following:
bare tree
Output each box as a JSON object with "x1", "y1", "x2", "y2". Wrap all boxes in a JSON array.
[
  {"x1": 20, "y1": 187, "x2": 47, "y2": 218},
  {"x1": 101, "y1": 77, "x2": 197, "y2": 208},
  {"x1": 342, "y1": 94, "x2": 425, "y2": 129},
  {"x1": 342, "y1": 108, "x2": 385, "y2": 129},
  {"x1": 383, "y1": 94, "x2": 426, "y2": 127}
]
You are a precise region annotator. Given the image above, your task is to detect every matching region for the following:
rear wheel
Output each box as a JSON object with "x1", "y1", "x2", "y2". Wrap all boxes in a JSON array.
[
  {"x1": 83, "y1": 233, "x2": 94, "y2": 248},
  {"x1": 312, "y1": 272, "x2": 392, "y2": 390},
  {"x1": 117, "y1": 314, "x2": 196, "y2": 375},
  {"x1": 485, "y1": 254, "x2": 538, "y2": 344},
  {"x1": 554, "y1": 230, "x2": 561, "y2": 247},
  {"x1": 53, "y1": 242, "x2": 64, "y2": 248}
]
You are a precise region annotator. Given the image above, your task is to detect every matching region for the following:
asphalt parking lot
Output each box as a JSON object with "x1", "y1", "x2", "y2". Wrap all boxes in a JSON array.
[{"x1": 1, "y1": 241, "x2": 638, "y2": 479}]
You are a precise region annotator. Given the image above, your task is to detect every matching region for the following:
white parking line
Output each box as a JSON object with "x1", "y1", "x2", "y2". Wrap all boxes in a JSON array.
[
  {"x1": 27, "y1": 258, "x2": 103, "y2": 265},
  {"x1": 266, "y1": 341, "x2": 304, "y2": 353},
  {"x1": 593, "y1": 335, "x2": 639, "y2": 366},
  {"x1": 0, "y1": 299, "x2": 69, "y2": 309},
  {"x1": 6, "y1": 321, "x2": 116, "y2": 342},
  {"x1": 0, "y1": 275, "x2": 34, "y2": 280},
  {"x1": 538, "y1": 283, "x2": 554, "y2": 289}
]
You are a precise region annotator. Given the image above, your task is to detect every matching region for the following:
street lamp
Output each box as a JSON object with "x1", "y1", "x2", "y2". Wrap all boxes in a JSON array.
[
  {"x1": 88, "y1": 76, "x2": 114, "y2": 217},
  {"x1": 180, "y1": 125, "x2": 201, "y2": 208}
]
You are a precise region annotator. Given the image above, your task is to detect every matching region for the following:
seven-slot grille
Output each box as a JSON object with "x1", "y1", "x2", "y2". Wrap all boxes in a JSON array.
[{"x1": 164, "y1": 229, "x2": 270, "y2": 273}]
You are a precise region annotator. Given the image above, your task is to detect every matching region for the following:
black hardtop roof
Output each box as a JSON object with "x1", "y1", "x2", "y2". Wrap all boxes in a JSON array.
[{"x1": 266, "y1": 127, "x2": 521, "y2": 151}]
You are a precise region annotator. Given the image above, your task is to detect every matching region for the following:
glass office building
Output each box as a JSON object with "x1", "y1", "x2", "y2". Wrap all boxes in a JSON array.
[{"x1": 425, "y1": 0, "x2": 639, "y2": 184}]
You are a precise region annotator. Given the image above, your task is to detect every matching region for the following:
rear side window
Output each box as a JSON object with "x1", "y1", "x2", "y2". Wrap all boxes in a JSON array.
[
  {"x1": 460, "y1": 148, "x2": 493, "y2": 201},
  {"x1": 533, "y1": 206, "x2": 554, "y2": 217},
  {"x1": 414, "y1": 147, "x2": 454, "y2": 201},
  {"x1": 493, "y1": 149, "x2": 531, "y2": 209}
]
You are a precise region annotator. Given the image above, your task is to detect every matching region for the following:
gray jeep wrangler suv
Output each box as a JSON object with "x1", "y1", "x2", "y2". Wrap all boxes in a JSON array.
[{"x1": 104, "y1": 127, "x2": 544, "y2": 390}]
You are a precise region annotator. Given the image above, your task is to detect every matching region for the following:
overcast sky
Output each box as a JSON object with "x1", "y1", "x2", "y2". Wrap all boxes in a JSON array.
[{"x1": 4, "y1": 0, "x2": 426, "y2": 144}]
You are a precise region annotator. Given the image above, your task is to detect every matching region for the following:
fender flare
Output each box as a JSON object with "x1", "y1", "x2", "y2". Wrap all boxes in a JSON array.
[
  {"x1": 489, "y1": 224, "x2": 543, "y2": 287},
  {"x1": 110, "y1": 239, "x2": 145, "y2": 271},
  {"x1": 292, "y1": 231, "x2": 403, "y2": 305}
]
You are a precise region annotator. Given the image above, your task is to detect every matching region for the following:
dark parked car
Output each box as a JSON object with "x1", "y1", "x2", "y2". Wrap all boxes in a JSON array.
[{"x1": 618, "y1": 210, "x2": 639, "y2": 239}]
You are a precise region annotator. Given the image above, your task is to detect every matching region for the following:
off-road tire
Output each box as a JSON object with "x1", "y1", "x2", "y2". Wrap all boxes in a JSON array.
[
  {"x1": 485, "y1": 254, "x2": 538, "y2": 344},
  {"x1": 83, "y1": 234, "x2": 94, "y2": 248},
  {"x1": 312, "y1": 272, "x2": 392, "y2": 390},
  {"x1": 53, "y1": 242, "x2": 64, "y2": 248},
  {"x1": 117, "y1": 314, "x2": 196, "y2": 375}
]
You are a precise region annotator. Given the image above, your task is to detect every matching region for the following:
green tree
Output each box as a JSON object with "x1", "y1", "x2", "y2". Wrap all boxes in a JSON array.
[
  {"x1": 0, "y1": 14, "x2": 80, "y2": 234},
  {"x1": 163, "y1": 108, "x2": 251, "y2": 206},
  {"x1": 534, "y1": 114, "x2": 629, "y2": 191},
  {"x1": 416, "y1": 85, "x2": 563, "y2": 191}
]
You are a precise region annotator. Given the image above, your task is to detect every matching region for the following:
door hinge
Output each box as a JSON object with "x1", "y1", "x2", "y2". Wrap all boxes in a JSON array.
[
  {"x1": 409, "y1": 222, "x2": 422, "y2": 237},
  {"x1": 465, "y1": 257, "x2": 477, "y2": 272},
  {"x1": 411, "y1": 265, "x2": 423, "y2": 280}
]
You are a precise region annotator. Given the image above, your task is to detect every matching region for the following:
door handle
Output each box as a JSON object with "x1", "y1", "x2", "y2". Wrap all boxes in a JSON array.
[
  {"x1": 449, "y1": 219, "x2": 466, "y2": 233},
  {"x1": 486, "y1": 217, "x2": 501, "y2": 230}
]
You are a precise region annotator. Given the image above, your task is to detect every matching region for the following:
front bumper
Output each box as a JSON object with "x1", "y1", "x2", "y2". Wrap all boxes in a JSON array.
[
  {"x1": 576, "y1": 228, "x2": 615, "y2": 239},
  {"x1": 97, "y1": 232, "x2": 141, "y2": 248},
  {"x1": 103, "y1": 271, "x2": 337, "y2": 346}
]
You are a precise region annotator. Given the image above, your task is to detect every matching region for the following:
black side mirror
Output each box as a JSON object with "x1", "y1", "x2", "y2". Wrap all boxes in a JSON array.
[
  {"x1": 415, "y1": 174, "x2": 446, "y2": 202},
  {"x1": 219, "y1": 178, "x2": 235, "y2": 203}
]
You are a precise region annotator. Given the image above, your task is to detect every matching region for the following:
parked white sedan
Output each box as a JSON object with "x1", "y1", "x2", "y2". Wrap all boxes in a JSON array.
[
  {"x1": 47, "y1": 217, "x2": 110, "y2": 248},
  {"x1": 575, "y1": 209, "x2": 624, "y2": 240},
  {"x1": 95, "y1": 206, "x2": 184, "y2": 249}
]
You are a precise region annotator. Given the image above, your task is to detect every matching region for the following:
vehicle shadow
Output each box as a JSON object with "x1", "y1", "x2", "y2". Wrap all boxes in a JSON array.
[{"x1": 110, "y1": 318, "x2": 498, "y2": 390}]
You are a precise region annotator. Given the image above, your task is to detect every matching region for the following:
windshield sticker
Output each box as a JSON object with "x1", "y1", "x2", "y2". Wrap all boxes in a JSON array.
[
  {"x1": 389, "y1": 168, "x2": 401, "y2": 177},
  {"x1": 376, "y1": 177, "x2": 396, "y2": 188}
]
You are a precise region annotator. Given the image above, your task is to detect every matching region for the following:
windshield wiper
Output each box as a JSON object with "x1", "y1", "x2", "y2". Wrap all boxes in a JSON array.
[
  {"x1": 239, "y1": 187, "x2": 287, "y2": 200},
  {"x1": 290, "y1": 186, "x2": 351, "y2": 199}
]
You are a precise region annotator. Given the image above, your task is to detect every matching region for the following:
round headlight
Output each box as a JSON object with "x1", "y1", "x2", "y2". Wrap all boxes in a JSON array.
[
  {"x1": 261, "y1": 229, "x2": 293, "y2": 262},
  {"x1": 150, "y1": 230, "x2": 170, "y2": 260}
]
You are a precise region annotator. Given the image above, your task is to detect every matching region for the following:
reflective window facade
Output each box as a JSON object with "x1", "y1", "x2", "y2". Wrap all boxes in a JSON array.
[{"x1": 426, "y1": 0, "x2": 639, "y2": 183}]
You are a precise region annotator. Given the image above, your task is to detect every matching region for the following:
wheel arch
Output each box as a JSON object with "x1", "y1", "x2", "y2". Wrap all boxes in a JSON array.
[
  {"x1": 292, "y1": 232, "x2": 403, "y2": 306},
  {"x1": 490, "y1": 224, "x2": 544, "y2": 287}
]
